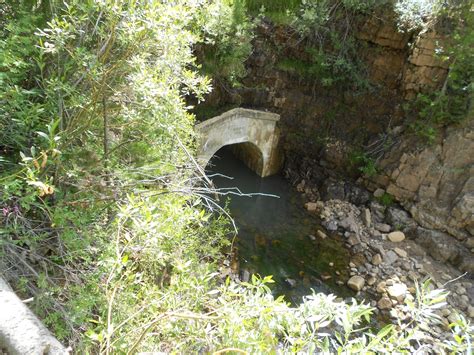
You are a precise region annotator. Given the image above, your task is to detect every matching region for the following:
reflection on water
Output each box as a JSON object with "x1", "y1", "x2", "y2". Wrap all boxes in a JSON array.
[{"x1": 207, "y1": 147, "x2": 352, "y2": 304}]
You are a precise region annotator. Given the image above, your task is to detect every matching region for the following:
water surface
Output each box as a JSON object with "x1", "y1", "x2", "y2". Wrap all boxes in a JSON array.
[{"x1": 207, "y1": 148, "x2": 352, "y2": 303}]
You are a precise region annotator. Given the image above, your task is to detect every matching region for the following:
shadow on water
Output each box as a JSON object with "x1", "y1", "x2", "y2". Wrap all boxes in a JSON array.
[{"x1": 207, "y1": 147, "x2": 353, "y2": 304}]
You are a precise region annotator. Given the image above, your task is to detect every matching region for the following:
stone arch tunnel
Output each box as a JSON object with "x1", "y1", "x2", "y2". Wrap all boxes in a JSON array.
[{"x1": 195, "y1": 108, "x2": 283, "y2": 177}]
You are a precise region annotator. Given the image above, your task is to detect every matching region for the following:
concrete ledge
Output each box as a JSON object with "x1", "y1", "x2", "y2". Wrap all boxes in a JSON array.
[
  {"x1": 196, "y1": 108, "x2": 280, "y2": 130},
  {"x1": 0, "y1": 277, "x2": 68, "y2": 355}
]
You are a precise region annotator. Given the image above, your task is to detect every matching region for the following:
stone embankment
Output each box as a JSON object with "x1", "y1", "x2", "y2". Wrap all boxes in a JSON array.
[{"x1": 296, "y1": 176, "x2": 473, "y2": 341}]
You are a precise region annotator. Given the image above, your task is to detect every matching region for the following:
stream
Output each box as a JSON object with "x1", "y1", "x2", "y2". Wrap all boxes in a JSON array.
[{"x1": 207, "y1": 147, "x2": 353, "y2": 304}]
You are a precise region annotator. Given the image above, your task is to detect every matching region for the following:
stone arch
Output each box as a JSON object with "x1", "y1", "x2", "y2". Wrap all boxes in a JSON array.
[{"x1": 195, "y1": 108, "x2": 282, "y2": 177}]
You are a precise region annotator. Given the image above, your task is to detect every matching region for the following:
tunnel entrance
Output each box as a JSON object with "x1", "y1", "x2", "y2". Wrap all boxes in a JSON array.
[
  {"x1": 195, "y1": 108, "x2": 283, "y2": 177},
  {"x1": 206, "y1": 143, "x2": 264, "y2": 177}
]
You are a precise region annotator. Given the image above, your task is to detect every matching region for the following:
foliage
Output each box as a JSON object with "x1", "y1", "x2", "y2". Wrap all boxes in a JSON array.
[
  {"x1": 349, "y1": 151, "x2": 378, "y2": 177},
  {"x1": 0, "y1": 0, "x2": 218, "y2": 346},
  {"x1": 408, "y1": 2, "x2": 474, "y2": 142},
  {"x1": 276, "y1": 0, "x2": 375, "y2": 91},
  {"x1": 377, "y1": 192, "x2": 395, "y2": 207},
  {"x1": 200, "y1": 0, "x2": 255, "y2": 86},
  {"x1": 245, "y1": 0, "x2": 302, "y2": 24},
  {"x1": 0, "y1": 7, "x2": 48, "y2": 159},
  {"x1": 395, "y1": 0, "x2": 441, "y2": 31},
  {"x1": 246, "y1": 0, "x2": 302, "y2": 14}
]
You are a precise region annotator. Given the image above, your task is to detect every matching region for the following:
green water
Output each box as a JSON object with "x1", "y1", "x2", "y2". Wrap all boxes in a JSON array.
[{"x1": 208, "y1": 147, "x2": 353, "y2": 304}]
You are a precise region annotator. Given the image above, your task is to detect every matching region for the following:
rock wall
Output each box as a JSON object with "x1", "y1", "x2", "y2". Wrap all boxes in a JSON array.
[
  {"x1": 366, "y1": 115, "x2": 474, "y2": 253},
  {"x1": 201, "y1": 9, "x2": 450, "y2": 170}
]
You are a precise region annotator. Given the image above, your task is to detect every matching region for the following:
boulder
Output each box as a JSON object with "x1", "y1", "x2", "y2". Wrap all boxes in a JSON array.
[
  {"x1": 346, "y1": 184, "x2": 371, "y2": 205},
  {"x1": 317, "y1": 230, "x2": 328, "y2": 239},
  {"x1": 305, "y1": 202, "x2": 319, "y2": 212},
  {"x1": 376, "y1": 223, "x2": 392, "y2": 233},
  {"x1": 362, "y1": 208, "x2": 372, "y2": 227},
  {"x1": 374, "y1": 188, "x2": 385, "y2": 198},
  {"x1": 347, "y1": 276, "x2": 365, "y2": 291},
  {"x1": 387, "y1": 283, "x2": 408, "y2": 302},
  {"x1": 378, "y1": 296, "x2": 393, "y2": 310},
  {"x1": 321, "y1": 178, "x2": 346, "y2": 201},
  {"x1": 388, "y1": 231, "x2": 405, "y2": 242},
  {"x1": 340, "y1": 215, "x2": 359, "y2": 233},
  {"x1": 414, "y1": 227, "x2": 460, "y2": 264},
  {"x1": 372, "y1": 254, "x2": 383, "y2": 265},
  {"x1": 394, "y1": 247, "x2": 408, "y2": 258},
  {"x1": 385, "y1": 250, "x2": 399, "y2": 265},
  {"x1": 386, "y1": 207, "x2": 414, "y2": 229},
  {"x1": 370, "y1": 201, "x2": 386, "y2": 224}
]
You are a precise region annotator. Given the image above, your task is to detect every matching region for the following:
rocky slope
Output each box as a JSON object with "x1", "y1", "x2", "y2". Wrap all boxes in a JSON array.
[{"x1": 300, "y1": 194, "x2": 474, "y2": 334}]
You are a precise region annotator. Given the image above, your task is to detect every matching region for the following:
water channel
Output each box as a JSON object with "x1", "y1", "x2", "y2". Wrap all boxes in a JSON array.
[{"x1": 207, "y1": 147, "x2": 353, "y2": 304}]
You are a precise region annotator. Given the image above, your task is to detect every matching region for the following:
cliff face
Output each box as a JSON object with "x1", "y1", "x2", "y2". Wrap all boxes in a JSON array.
[
  {"x1": 367, "y1": 115, "x2": 473, "y2": 247},
  {"x1": 199, "y1": 9, "x2": 472, "y2": 262}
]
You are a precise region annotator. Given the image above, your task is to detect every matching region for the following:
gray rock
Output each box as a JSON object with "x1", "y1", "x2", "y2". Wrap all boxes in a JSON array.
[
  {"x1": 326, "y1": 221, "x2": 338, "y2": 231},
  {"x1": 347, "y1": 234, "x2": 361, "y2": 246},
  {"x1": 414, "y1": 227, "x2": 461, "y2": 264},
  {"x1": 362, "y1": 208, "x2": 372, "y2": 227},
  {"x1": 465, "y1": 238, "x2": 474, "y2": 249},
  {"x1": 340, "y1": 215, "x2": 359, "y2": 233},
  {"x1": 441, "y1": 308, "x2": 451, "y2": 317},
  {"x1": 374, "y1": 188, "x2": 385, "y2": 198},
  {"x1": 385, "y1": 250, "x2": 399, "y2": 265},
  {"x1": 370, "y1": 201, "x2": 386, "y2": 224},
  {"x1": 241, "y1": 270, "x2": 250, "y2": 283},
  {"x1": 346, "y1": 184, "x2": 371, "y2": 205},
  {"x1": 376, "y1": 223, "x2": 392, "y2": 233},
  {"x1": 386, "y1": 207, "x2": 414, "y2": 229},
  {"x1": 459, "y1": 253, "x2": 474, "y2": 273},
  {"x1": 372, "y1": 229, "x2": 382, "y2": 237},
  {"x1": 367, "y1": 276, "x2": 377, "y2": 286},
  {"x1": 321, "y1": 178, "x2": 345, "y2": 201}
]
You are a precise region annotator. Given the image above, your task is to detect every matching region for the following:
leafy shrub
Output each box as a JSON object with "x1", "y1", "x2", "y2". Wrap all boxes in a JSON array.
[
  {"x1": 377, "y1": 192, "x2": 395, "y2": 207},
  {"x1": 349, "y1": 151, "x2": 379, "y2": 177},
  {"x1": 395, "y1": 0, "x2": 441, "y2": 31},
  {"x1": 407, "y1": 2, "x2": 473, "y2": 141},
  {"x1": 200, "y1": 0, "x2": 255, "y2": 86}
]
